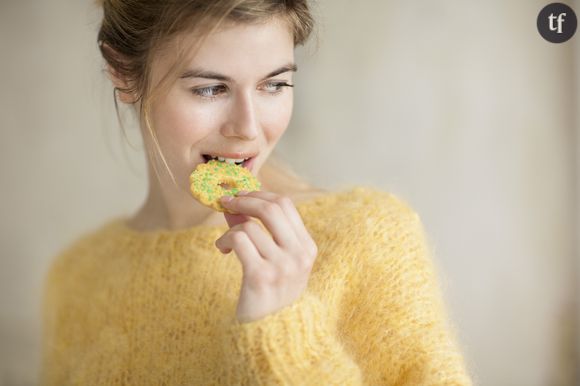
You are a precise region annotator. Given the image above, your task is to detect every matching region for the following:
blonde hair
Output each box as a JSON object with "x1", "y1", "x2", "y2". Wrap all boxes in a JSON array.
[{"x1": 96, "y1": 0, "x2": 326, "y2": 197}]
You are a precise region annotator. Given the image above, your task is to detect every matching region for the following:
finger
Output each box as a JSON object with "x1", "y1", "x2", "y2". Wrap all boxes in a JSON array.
[
  {"x1": 231, "y1": 220, "x2": 280, "y2": 260},
  {"x1": 215, "y1": 229, "x2": 264, "y2": 271},
  {"x1": 220, "y1": 195, "x2": 299, "y2": 249},
  {"x1": 223, "y1": 212, "x2": 252, "y2": 228},
  {"x1": 235, "y1": 190, "x2": 316, "y2": 250}
]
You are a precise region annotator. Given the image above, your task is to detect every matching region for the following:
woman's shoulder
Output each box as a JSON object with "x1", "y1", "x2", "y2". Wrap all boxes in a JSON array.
[
  {"x1": 45, "y1": 218, "x2": 124, "y2": 277},
  {"x1": 295, "y1": 185, "x2": 419, "y2": 221},
  {"x1": 297, "y1": 186, "x2": 430, "y2": 281},
  {"x1": 294, "y1": 185, "x2": 423, "y2": 245}
]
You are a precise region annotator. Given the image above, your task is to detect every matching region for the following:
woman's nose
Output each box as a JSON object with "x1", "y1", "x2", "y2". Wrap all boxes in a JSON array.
[{"x1": 221, "y1": 92, "x2": 259, "y2": 140}]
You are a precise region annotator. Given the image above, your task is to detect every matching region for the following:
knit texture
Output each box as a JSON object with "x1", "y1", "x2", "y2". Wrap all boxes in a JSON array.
[{"x1": 41, "y1": 186, "x2": 473, "y2": 385}]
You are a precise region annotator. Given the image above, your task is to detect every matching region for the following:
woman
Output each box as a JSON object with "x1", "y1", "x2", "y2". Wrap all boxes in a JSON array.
[{"x1": 41, "y1": 1, "x2": 474, "y2": 384}]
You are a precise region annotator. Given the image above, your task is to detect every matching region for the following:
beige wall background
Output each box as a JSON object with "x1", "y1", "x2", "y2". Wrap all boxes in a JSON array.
[{"x1": 0, "y1": 1, "x2": 578, "y2": 385}]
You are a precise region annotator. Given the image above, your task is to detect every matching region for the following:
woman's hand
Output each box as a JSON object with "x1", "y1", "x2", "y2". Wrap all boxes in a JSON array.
[{"x1": 214, "y1": 190, "x2": 318, "y2": 324}]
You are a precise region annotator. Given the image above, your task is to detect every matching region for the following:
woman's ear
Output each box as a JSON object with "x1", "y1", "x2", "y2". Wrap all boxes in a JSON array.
[
  {"x1": 107, "y1": 66, "x2": 139, "y2": 104},
  {"x1": 101, "y1": 42, "x2": 139, "y2": 104}
]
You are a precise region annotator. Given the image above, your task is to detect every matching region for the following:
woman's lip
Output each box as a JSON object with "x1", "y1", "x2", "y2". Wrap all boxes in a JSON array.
[
  {"x1": 202, "y1": 152, "x2": 258, "y2": 159},
  {"x1": 243, "y1": 156, "x2": 256, "y2": 171}
]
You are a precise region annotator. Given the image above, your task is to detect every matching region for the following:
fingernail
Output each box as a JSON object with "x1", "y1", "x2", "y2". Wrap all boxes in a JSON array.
[
  {"x1": 221, "y1": 196, "x2": 233, "y2": 204},
  {"x1": 237, "y1": 190, "x2": 249, "y2": 196}
]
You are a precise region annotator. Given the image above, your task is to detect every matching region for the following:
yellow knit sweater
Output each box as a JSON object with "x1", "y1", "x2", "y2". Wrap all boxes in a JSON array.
[{"x1": 41, "y1": 186, "x2": 473, "y2": 385}]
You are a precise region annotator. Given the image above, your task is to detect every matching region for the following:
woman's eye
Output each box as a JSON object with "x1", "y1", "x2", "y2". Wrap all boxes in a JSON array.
[
  {"x1": 192, "y1": 85, "x2": 228, "y2": 99},
  {"x1": 191, "y1": 82, "x2": 293, "y2": 99},
  {"x1": 263, "y1": 81, "x2": 294, "y2": 93}
]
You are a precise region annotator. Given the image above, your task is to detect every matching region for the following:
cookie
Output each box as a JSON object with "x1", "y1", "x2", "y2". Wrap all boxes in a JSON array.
[{"x1": 189, "y1": 160, "x2": 261, "y2": 213}]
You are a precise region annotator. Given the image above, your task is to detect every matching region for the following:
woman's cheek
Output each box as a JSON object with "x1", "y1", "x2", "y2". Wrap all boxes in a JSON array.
[
  {"x1": 265, "y1": 98, "x2": 293, "y2": 139},
  {"x1": 165, "y1": 104, "x2": 216, "y2": 143}
]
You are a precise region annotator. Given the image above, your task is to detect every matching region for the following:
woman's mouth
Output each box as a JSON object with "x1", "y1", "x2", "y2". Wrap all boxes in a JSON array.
[{"x1": 201, "y1": 154, "x2": 256, "y2": 170}]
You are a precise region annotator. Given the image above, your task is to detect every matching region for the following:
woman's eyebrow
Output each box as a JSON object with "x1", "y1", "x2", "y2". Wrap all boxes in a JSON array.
[{"x1": 179, "y1": 63, "x2": 297, "y2": 82}]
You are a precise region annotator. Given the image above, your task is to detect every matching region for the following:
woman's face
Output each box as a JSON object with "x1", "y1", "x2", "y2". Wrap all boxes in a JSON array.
[{"x1": 145, "y1": 17, "x2": 295, "y2": 194}]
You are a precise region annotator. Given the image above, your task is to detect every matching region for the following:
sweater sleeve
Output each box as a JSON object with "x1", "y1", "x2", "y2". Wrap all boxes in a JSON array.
[
  {"x1": 217, "y1": 189, "x2": 473, "y2": 385},
  {"x1": 219, "y1": 291, "x2": 364, "y2": 385},
  {"x1": 343, "y1": 192, "x2": 474, "y2": 385}
]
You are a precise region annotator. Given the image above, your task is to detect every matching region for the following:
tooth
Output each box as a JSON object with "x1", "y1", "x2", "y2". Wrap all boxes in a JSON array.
[{"x1": 209, "y1": 155, "x2": 248, "y2": 164}]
